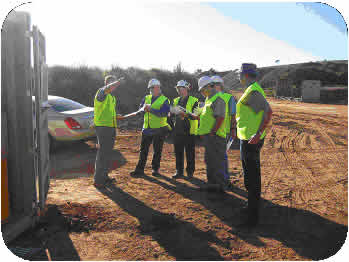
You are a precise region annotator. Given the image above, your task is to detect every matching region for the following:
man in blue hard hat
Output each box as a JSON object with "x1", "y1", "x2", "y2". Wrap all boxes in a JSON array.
[{"x1": 236, "y1": 63, "x2": 273, "y2": 228}]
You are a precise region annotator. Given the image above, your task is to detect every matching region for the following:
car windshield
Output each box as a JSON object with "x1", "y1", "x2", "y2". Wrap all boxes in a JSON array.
[{"x1": 49, "y1": 98, "x2": 86, "y2": 112}]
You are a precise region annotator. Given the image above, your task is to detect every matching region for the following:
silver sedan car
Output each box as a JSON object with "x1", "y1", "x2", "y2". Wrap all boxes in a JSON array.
[{"x1": 33, "y1": 95, "x2": 96, "y2": 150}]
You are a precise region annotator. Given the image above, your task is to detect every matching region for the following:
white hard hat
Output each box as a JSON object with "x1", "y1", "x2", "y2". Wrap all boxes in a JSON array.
[
  {"x1": 148, "y1": 78, "x2": 161, "y2": 88},
  {"x1": 211, "y1": 75, "x2": 224, "y2": 85},
  {"x1": 198, "y1": 76, "x2": 212, "y2": 91},
  {"x1": 175, "y1": 80, "x2": 190, "y2": 89}
]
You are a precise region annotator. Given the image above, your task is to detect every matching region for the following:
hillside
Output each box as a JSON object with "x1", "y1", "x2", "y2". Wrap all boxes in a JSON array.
[
  {"x1": 259, "y1": 60, "x2": 347, "y2": 88},
  {"x1": 48, "y1": 60, "x2": 347, "y2": 121}
]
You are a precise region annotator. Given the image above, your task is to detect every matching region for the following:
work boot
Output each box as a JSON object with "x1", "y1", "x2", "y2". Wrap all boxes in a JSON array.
[
  {"x1": 187, "y1": 171, "x2": 194, "y2": 178},
  {"x1": 152, "y1": 169, "x2": 161, "y2": 177},
  {"x1": 172, "y1": 172, "x2": 184, "y2": 179},
  {"x1": 130, "y1": 169, "x2": 145, "y2": 177},
  {"x1": 206, "y1": 184, "x2": 224, "y2": 193}
]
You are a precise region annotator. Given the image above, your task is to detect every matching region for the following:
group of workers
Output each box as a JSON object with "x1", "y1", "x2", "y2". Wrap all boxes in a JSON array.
[{"x1": 93, "y1": 63, "x2": 272, "y2": 228}]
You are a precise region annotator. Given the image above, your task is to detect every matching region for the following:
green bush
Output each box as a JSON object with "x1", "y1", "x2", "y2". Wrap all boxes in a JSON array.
[{"x1": 48, "y1": 64, "x2": 203, "y2": 114}]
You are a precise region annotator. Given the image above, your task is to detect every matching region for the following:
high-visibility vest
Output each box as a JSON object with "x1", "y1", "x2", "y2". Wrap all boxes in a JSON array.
[
  {"x1": 94, "y1": 90, "x2": 117, "y2": 128},
  {"x1": 220, "y1": 92, "x2": 233, "y2": 135},
  {"x1": 173, "y1": 96, "x2": 198, "y2": 135},
  {"x1": 143, "y1": 95, "x2": 170, "y2": 129},
  {"x1": 236, "y1": 82, "x2": 266, "y2": 140},
  {"x1": 197, "y1": 93, "x2": 226, "y2": 138}
]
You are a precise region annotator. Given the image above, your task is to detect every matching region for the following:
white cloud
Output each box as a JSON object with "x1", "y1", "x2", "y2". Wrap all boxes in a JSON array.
[{"x1": 14, "y1": 0, "x2": 320, "y2": 73}]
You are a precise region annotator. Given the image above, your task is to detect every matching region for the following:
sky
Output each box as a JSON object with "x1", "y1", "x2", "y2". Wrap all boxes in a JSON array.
[{"x1": 2, "y1": 0, "x2": 348, "y2": 73}]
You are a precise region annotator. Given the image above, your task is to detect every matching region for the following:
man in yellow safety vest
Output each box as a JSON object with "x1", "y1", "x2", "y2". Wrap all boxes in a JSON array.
[
  {"x1": 194, "y1": 75, "x2": 229, "y2": 192},
  {"x1": 235, "y1": 63, "x2": 273, "y2": 228},
  {"x1": 93, "y1": 75, "x2": 124, "y2": 187},
  {"x1": 130, "y1": 78, "x2": 171, "y2": 177},
  {"x1": 211, "y1": 75, "x2": 236, "y2": 182}
]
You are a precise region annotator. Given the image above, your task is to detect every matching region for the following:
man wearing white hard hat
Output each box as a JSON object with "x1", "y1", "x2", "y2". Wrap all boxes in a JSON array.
[
  {"x1": 171, "y1": 80, "x2": 199, "y2": 179},
  {"x1": 211, "y1": 75, "x2": 237, "y2": 182},
  {"x1": 194, "y1": 75, "x2": 229, "y2": 192},
  {"x1": 130, "y1": 78, "x2": 171, "y2": 177}
]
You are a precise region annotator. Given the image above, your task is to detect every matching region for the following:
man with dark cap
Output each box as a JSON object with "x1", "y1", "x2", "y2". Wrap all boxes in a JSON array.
[{"x1": 235, "y1": 63, "x2": 273, "y2": 228}]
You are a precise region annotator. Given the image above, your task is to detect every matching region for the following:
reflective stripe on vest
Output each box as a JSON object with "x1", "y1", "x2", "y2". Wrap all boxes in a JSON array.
[
  {"x1": 220, "y1": 92, "x2": 232, "y2": 135},
  {"x1": 94, "y1": 91, "x2": 117, "y2": 127},
  {"x1": 197, "y1": 93, "x2": 226, "y2": 138},
  {"x1": 236, "y1": 82, "x2": 266, "y2": 140},
  {"x1": 173, "y1": 96, "x2": 198, "y2": 135},
  {"x1": 143, "y1": 95, "x2": 170, "y2": 129}
]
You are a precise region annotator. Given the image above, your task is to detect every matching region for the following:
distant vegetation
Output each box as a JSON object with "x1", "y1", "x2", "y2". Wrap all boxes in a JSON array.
[
  {"x1": 48, "y1": 60, "x2": 348, "y2": 112},
  {"x1": 48, "y1": 63, "x2": 202, "y2": 114}
]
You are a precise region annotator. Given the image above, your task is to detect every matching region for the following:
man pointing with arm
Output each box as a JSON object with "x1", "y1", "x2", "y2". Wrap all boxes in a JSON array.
[{"x1": 93, "y1": 75, "x2": 124, "y2": 187}]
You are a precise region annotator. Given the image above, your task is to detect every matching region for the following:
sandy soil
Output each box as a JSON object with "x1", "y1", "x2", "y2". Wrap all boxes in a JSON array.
[{"x1": 9, "y1": 97, "x2": 348, "y2": 260}]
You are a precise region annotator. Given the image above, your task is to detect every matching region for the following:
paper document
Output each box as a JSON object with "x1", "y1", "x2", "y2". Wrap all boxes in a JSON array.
[
  {"x1": 170, "y1": 106, "x2": 198, "y2": 118},
  {"x1": 226, "y1": 137, "x2": 234, "y2": 153},
  {"x1": 123, "y1": 104, "x2": 149, "y2": 118}
]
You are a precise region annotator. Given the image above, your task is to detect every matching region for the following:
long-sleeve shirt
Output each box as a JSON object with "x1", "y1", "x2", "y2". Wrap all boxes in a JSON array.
[
  {"x1": 139, "y1": 95, "x2": 170, "y2": 136},
  {"x1": 96, "y1": 87, "x2": 110, "y2": 102}
]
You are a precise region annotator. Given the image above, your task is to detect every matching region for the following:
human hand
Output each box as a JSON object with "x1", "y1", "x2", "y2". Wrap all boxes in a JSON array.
[
  {"x1": 116, "y1": 114, "x2": 125, "y2": 120},
  {"x1": 144, "y1": 105, "x2": 151, "y2": 112},
  {"x1": 179, "y1": 111, "x2": 187, "y2": 119}
]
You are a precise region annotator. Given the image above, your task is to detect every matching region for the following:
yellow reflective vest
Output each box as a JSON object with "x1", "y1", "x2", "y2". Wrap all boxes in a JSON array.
[
  {"x1": 173, "y1": 96, "x2": 198, "y2": 135},
  {"x1": 143, "y1": 95, "x2": 171, "y2": 129},
  {"x1": 197, "y1": 93, "x2": 226, "y2": 138},
  {"x1": 220, "y1": 92, "x2": 233, "y2": 135},
  {"x1": 236, "y1": 82, "x2": 266, "y2": 140},
  {"x1": 94, "y1": 91, "x2": 117, "y2": 128}
]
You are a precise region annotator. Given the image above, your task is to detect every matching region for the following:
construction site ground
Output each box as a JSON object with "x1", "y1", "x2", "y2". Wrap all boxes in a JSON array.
[{"x1": 8, "y1": 97, "x2": 348, "y2": 260}]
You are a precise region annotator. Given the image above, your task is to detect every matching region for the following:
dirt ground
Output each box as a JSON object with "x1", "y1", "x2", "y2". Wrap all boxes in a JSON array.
[{"x1": 8, "y1": 97, "x2": 348, "y2": 260}]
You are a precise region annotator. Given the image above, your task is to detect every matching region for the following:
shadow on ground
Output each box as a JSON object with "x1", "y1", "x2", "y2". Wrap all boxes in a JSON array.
[
  {"x1": 97, "y1": 184, "x2": 226, "y2": 260},
  {"x1": 138, "y1": 172, "x2": 347, "y2": 260},
  {"x1": 49, "y1": 140, "x2": 127, "y2": 179},
  {"x1": 6, "y1": 205, "x2": 81, "y2": 261}
]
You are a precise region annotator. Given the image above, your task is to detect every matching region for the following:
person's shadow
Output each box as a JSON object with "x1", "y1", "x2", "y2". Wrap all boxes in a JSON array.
[
  {"x1": 50, "y1": 140, "x2": 127, "y2": 179},
  {"x1": 96, "y1": 184, "x2": 227, "y2": 260},
  {"x1": 138, "y1": 173, "x2": 347, "y2": 260}
]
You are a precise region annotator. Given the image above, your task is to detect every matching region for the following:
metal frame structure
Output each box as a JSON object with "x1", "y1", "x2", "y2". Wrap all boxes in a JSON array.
[{"x1": 1, "y1": 11, "x2": 49, "y2": 244}]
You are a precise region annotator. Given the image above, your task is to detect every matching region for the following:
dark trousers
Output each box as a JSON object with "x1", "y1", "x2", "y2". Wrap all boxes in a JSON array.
[
  {"x1": 136, "y1": 133, "x2": 165, "y2": 172},
  {"x1": 94, "y1": 126, "x2": 116, "y2": 184},
  {"x1": 203, "y1": 135, "x2": 229, "y2": 188},
  {"x1": 240, "y1": 138, "x2": 265, "y2": 223},
  {"x1": 174, "y1": 134, "x2": 195, "y2": 174}
]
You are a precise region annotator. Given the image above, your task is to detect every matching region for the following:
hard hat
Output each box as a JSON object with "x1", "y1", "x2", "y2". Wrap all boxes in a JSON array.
[
  {"x1": 175, "y1": 80, "x2": 190, "y2": 89},
  {"x1": 148, "y1": 78, "x2": 161, "y2": 88},
  {"x1": 211, "y1": 75, "x2": 224, "y2": 85},
  {"x1": 198, "y1": 76, "x2": 212, "y2": 91},
  {"x1": 240, "y1": 63, "x2": 258, "y2": 75}
]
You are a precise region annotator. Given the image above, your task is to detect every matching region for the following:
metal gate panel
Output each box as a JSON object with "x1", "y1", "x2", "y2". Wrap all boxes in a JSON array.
[
  {"x1": 1, "y1": 11, "x2": 36, "y2": 216},
  {"x1": 32, "y1": 26, "x2": 50, "y2": 210}
]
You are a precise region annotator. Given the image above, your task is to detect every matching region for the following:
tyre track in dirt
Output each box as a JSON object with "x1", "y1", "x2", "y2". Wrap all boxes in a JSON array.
[{"x1": 276, "y1": 117, "x2": 346, "y2": 218}]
